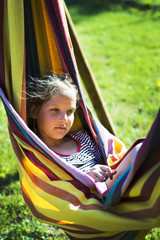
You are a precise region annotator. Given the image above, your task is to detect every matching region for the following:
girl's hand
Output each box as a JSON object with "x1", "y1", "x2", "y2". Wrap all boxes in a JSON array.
[{"x1": 88, "y1": 164, "x2": 117, "y2": 182}]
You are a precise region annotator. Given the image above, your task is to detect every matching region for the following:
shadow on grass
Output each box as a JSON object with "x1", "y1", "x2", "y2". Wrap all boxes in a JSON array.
[
  {"x1": 65, "y1": 0, "x2": 160, "y2": 15},
  {"x1": 0, "y1": 171, "x2": 19, "y2": 193}
]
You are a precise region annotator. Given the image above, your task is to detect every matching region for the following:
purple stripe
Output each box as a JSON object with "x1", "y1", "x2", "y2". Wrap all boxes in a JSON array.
[{"x1": 133, "y1": 109, "x2": 160, "y2": 173}]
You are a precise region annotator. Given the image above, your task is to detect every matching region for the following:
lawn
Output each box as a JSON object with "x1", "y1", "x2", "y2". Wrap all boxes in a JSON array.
[
  {"x1": 67, "y1": 0, "x2": 160, "y2": 147},
  {"x1": 0, "y1": 0, "x2": 160, "y2": 239}
]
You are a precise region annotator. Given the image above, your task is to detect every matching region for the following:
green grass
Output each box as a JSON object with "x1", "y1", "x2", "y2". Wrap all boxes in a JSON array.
[
  {"x1": 68, "y1": 4, "x2": 160, "y2": 147},
  {"x1": 0, "y1": 1, "x2": 160, "y2": 239}
]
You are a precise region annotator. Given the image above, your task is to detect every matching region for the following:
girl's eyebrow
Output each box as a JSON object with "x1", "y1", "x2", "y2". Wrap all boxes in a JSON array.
[
  {"x1": 48, "y1": 104, "x2": 76, "y2": 110},
  {"x1": 48, "y1": 103, "x2": 60, "y2": 106}
]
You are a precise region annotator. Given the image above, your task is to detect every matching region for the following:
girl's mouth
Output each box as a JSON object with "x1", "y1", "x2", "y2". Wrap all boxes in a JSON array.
[{"x1": 55, "y1": 126, "x2": 66, "y2": 130}]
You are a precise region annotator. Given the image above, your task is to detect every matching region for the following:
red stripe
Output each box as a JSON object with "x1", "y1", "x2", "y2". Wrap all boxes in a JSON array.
[{"x1": 22, "y1": 147, "x2": 60, "y2": 181}]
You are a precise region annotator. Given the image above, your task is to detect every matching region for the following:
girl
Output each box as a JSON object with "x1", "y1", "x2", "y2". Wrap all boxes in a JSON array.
[{"x1": 27, "y1": 74, "x2": 117, "y2": 182}]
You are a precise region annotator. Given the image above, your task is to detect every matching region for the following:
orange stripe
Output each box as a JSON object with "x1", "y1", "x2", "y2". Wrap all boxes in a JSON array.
[{"x1": 41, "y1": 0, "x2": 63, "y2": 74}]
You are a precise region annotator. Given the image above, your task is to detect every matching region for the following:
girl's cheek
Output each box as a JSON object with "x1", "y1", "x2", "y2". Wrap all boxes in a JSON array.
[{"x1": 71, "y1": 116, "x2": 75, "y2": 125}]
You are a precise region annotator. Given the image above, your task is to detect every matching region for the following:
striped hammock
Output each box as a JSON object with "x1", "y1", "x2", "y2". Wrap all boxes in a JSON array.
[{"x1": 0, "y1": 1, "x2": 160, "y2": 239}]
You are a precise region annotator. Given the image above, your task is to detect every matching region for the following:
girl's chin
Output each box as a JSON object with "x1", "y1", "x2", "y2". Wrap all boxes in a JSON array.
[{"x1": 51, "y1": 134, "x2": 67, "y2": 141}]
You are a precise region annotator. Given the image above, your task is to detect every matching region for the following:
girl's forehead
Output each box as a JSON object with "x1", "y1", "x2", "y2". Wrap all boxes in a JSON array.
[
  {"x1": 53, "y1": 91, "x2": 77, "y2": 101},
  {"x1": 47, "y1": 92, "x2": 77, "y2": 105}
]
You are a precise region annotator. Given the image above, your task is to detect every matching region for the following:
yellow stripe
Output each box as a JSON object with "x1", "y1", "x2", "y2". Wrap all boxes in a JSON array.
[
  {"x1": 129, "y1": 162, "x2": 160, "y2": 197},
  {"x1": 7, "y1": 0, "x2": 24, "y2": 113},
  {"x1": 70, "y1": 111, "x2": 83, "y2": 132},
  {"x1": 3, "y1": 2, "x2": 12, "y2": 102}
]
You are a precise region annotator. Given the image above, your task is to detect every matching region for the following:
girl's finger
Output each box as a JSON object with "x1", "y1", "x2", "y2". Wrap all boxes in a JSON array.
[
  {"x1": 94, "y1": 175, "x2": 105, "y2": 182},
  {"x1": 106, "y1": 169, "x2": 117, "y2": 180}
]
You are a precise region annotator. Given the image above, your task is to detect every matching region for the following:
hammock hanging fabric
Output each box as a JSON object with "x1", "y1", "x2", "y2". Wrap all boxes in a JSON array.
[{"x1": 0, "y1": 1, "x2": 160, "y2": 239}]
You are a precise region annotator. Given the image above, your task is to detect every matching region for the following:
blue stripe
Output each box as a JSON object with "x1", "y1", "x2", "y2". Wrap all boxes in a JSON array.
[{"x1": 103, "y1": 164, "x2": 132, "y2": 208}]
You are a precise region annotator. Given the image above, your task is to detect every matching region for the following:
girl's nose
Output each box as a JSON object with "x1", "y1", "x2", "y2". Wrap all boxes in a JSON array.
[{"x1": 59, "y1": 112, "x2": 67, "y2": 121}]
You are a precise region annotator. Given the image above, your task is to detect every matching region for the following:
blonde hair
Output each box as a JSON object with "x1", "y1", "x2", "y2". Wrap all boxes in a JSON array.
[{"x1": 26, "y1": 74, "x2": 79, "y2": 131}]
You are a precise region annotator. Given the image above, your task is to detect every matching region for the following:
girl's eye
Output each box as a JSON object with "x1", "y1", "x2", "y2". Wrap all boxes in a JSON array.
[
  {"x1": 50, "y1": 108, "x2": 59, "y2": 112},
  {"x1": 67, "y1": 110, "x2": 75, "y2": 115}
]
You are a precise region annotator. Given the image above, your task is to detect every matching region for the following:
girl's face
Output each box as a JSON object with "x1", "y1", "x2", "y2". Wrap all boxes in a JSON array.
[{"x1": 35, "y1": 92, "x2": 77, "y2": 146}]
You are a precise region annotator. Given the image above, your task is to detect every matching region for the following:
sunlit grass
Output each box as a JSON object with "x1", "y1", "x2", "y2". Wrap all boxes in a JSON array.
[{"x1": 71, "y1": 8, "x2": 160, "y2": 147}]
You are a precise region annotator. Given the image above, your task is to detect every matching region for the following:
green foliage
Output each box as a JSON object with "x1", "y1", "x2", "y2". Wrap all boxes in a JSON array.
[
  {"x1": 0, "y1": 1, "x2": 160, "y2": 239},
  {"x1": 145, "y1": 228, "x2": 160, "y2": 240}
]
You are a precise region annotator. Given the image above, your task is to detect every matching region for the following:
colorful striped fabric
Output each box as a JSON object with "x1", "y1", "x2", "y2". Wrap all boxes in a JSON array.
[{"x1": 0, "y1": 1, "x2": 160, "y2": 239}]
